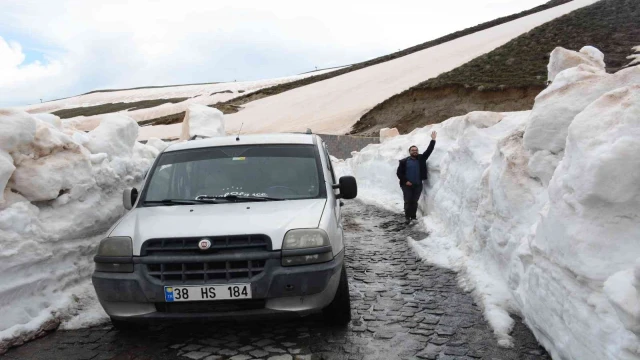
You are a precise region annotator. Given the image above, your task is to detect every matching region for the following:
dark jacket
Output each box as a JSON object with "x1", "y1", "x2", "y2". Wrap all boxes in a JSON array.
[{"x1": 396, "y1": 140, "x2": 435, "y2": 187}]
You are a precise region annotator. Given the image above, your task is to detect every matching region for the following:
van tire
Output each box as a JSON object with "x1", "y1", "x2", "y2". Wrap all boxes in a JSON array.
[
  {"x1": 110, "y1": 317, "x2": 144, "y2": 331},
  {"x1": 322, "y1": 264, "x2": 351, "y2": 325}
]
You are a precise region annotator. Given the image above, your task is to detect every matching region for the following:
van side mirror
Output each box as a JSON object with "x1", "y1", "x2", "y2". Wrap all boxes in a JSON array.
[
  {"x1": 123, "y1": 188, "x2": 139, "y2": 210},
  {"x1": 336, "y1": 176, "x2": 357, "y2": 200}
]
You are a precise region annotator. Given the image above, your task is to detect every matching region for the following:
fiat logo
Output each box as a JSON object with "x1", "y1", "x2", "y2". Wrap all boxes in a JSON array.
[{"x1": 198, "y1": 239, "x2": 212, "y2": 250}]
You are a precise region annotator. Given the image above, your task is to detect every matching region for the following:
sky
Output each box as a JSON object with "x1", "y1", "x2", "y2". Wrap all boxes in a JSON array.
[{"x1": 0, "y1": 0, "x2": 550, "y2": 107}]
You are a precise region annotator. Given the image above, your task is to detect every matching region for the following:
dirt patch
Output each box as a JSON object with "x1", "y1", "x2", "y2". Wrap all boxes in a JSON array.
[
  {"x1": 51, "y1": 98, "x2": 190, "y2": 119},
  {"x1": 138, "y1": 111, "x2": 186, "y2": 127},
  {"x1": 351, "y1": 85, "x2": 543, "y2": 135},
  {"x1": 210, "y1": 103, "x2": 243, "y2": 115},
  {"x1": 80, "y1": 82, "x2": 219, "y2": 95},
  {"x1": 210, "y1": 90, "x2": 233, "y2": 96}
]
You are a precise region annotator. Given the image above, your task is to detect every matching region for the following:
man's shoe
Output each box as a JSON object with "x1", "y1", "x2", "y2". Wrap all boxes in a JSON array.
[{"x1": 404, "y1": 218, "x2": 411, "y2": 225}]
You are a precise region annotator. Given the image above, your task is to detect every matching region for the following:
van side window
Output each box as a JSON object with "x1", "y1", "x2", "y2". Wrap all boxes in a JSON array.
[{"x1": 323, "y1": 145, "x2": 337, "y2": 184}]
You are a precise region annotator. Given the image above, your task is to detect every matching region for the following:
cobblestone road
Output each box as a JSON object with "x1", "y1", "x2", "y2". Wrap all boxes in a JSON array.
[{"x1": 4, "y1": 201, "x2": 549, "y2": 360}]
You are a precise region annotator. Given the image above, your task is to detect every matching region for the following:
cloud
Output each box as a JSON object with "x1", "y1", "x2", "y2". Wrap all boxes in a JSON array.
[
  {"x1": 0, "y1": 0, "x2": 549, "y2": 107},
  {"x1": 0, "y1": 36, "x2": 65, "y2": 105}
]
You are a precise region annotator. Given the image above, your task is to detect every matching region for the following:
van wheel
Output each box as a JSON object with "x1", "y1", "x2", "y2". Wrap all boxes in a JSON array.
[
  {"x1": 110, "y1": 317, "x2": 145, "y2": 331},
  {"x1": 323, "y1": 265, "x2": 352, "y2": 325}
]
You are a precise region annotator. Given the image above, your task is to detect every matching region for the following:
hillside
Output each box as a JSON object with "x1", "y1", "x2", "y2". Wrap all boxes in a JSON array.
[
  {"x1": 208, "y1": 0, "x2": 572, "y2": 112},
  {"x1": 351, "y1": 0, "x2": 640, "y2": 135},
  {"x1": 22, "y1": 69, "x2": 346, "y2": 138},
  {"x1": 24, "y1": 0, "x2": 598, "y2": 141},
  {"x1": 127, "y1": 0, "x2": 574, "y2": 130},
  {"x1": 211, "y1": 1, "x2": 596, "y2": 139}
]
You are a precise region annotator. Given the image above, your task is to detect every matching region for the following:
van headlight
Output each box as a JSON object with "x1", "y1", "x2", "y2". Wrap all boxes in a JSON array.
[
  {"x1": 94, "y1": 237, "x2": 134, "y2": 273},
  {"x1": 282, "y1": 229, "x2": 333, "y2": 266}
]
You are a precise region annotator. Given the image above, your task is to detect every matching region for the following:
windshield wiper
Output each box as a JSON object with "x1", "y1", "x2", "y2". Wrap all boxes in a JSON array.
[
  {"x1": 143, "y1": 199, "x2": 221, "y2": 206},
  {"x1": 196, "y1": 195, "x2": 285, "y2": 202}
]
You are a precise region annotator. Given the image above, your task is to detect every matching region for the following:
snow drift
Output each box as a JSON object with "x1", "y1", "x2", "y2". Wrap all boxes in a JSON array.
[
  {"x1": 0, "y1": 110, "x2": 158, "y2": 353},
  {"x1": 547, "y1": 46, "x2": 606, "y2": 82},
  {"x1": 180, "y1": 104, "x2": 225, "y2": 140},
  {"x1": 334, "y1": 48, "x2": 640, "y2": 359},
  {"x1": 379, "y1": 127, "x2": 400, "y2": 142}
]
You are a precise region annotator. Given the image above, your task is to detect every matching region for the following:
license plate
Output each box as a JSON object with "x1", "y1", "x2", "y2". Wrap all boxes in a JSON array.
[{"x1": 164, "y1": 284, "x2": 251, "y2": 302}]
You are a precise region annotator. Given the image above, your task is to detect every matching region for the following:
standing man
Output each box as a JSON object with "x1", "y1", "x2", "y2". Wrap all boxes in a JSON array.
[{"x1": 396, "y1": 131, "x2": 437, "y2": 224}]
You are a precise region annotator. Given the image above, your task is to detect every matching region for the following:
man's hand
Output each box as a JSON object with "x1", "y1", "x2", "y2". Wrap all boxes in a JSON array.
[
  {"x1": 431, "y1": 131, "x2": 437, "y2": 140},
  {"x1": 406, "y1": 181, "x2": 412, "y2": 187}
]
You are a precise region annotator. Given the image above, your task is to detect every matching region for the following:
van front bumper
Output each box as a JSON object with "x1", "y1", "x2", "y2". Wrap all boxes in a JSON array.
[{"x1": 92, "y1": 251, "x2": 344, "y2": 322}]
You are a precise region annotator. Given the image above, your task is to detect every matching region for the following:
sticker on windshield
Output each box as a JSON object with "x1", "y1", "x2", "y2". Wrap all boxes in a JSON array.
[
  {"x1": 203, "y1": 190, "x2": 270, "y2": 198},
  {"x1": 232, "y1": 157, "x2": 246, "y2": 161},
  {"x1": 224, "y1": 192, "x2": 268, "y2": 197}
]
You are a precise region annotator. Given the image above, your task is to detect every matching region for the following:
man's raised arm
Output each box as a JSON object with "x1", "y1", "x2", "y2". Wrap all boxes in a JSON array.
[{"x1": 422, "y1": 131, "x2": 437, "y2": 160}]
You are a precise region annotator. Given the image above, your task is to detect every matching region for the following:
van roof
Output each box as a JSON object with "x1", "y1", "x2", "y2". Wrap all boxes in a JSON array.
[{"x1": 164, "y1": 133, "x2": 317, "y2": 152}]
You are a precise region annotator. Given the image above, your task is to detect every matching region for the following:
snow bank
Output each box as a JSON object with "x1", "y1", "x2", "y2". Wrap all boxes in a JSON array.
[
  {"x1": 334, "y1": 48, "x2": 640, "y2": 359},
  {"x1": 180, "y1": 104, "x2": 225, "y2": 140},
  {"x1": 524, "y1": 62, "x2": 640, "y2": 156},
  {"x1": 0, "y1": 152, "x2": 15, "y2": 203},
  {"x1": 0, "y1": 110, "x2": 159, "y2": 353},
  {"x1": 32, "y1": 113, "x2": 62, "y2": 129},
  {"x1": 9, "y1": 120, "x2": 95, "y2": 202},
  {"x1": 85, "y1": 114, "x2": 138, "y2": 159},
  {"x1": 0, "y1": 110, "x2": 36, "y2": 152},
  {"x1": 0, "y1": 110, "x2": 36, "y2": 203},
  {"x1": 525, "y1": 84, "x2": 640, "y2": 359}
]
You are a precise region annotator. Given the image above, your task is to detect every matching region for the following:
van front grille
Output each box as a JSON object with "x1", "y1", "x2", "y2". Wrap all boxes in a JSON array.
[
  {"x1": 141, "y1": 235, "x2": 272, "y2": 284},
  {"x1": 141, "y1": 235, "x2": 271, "y2": 256},
  {"x1": 145, "y1": 260, "x2": 266, "y2": 283}
]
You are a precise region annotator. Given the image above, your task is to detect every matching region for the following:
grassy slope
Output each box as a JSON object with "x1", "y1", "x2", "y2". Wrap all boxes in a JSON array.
[
  {"x1": 419, "y1": 0, "x2": 639, "y2": 90},
  {"x1": 351, "y1": 0, "x2": 640, "y2": 134}
]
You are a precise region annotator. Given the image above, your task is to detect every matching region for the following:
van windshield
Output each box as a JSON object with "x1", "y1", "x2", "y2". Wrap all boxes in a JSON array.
[{"x1": 142, "y1": 144, "x2": 325, "y2": 204}]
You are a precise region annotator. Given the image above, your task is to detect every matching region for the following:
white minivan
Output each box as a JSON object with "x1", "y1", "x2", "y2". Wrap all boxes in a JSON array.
[{"x1": 92, "y1": 133, "x2": 357, "y2": 329}]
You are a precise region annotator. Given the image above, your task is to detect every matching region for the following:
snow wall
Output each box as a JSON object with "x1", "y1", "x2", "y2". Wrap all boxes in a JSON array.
[
  {"x1": 0, "y1": 110, "x2": 163, "y2": 352},
  {"x1": 334, "y1": 48, "x2": 640, "y2": 360}
]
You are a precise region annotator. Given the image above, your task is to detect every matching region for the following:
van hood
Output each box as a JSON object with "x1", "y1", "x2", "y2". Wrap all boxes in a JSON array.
[{"x1": 109, "y1": 199, "x2": 327, "y2": 255}]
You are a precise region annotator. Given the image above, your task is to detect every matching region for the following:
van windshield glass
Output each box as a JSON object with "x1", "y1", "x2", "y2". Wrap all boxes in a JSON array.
[{"x1": 142, "y1": 144, "x2": 324, "y2": 203}]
